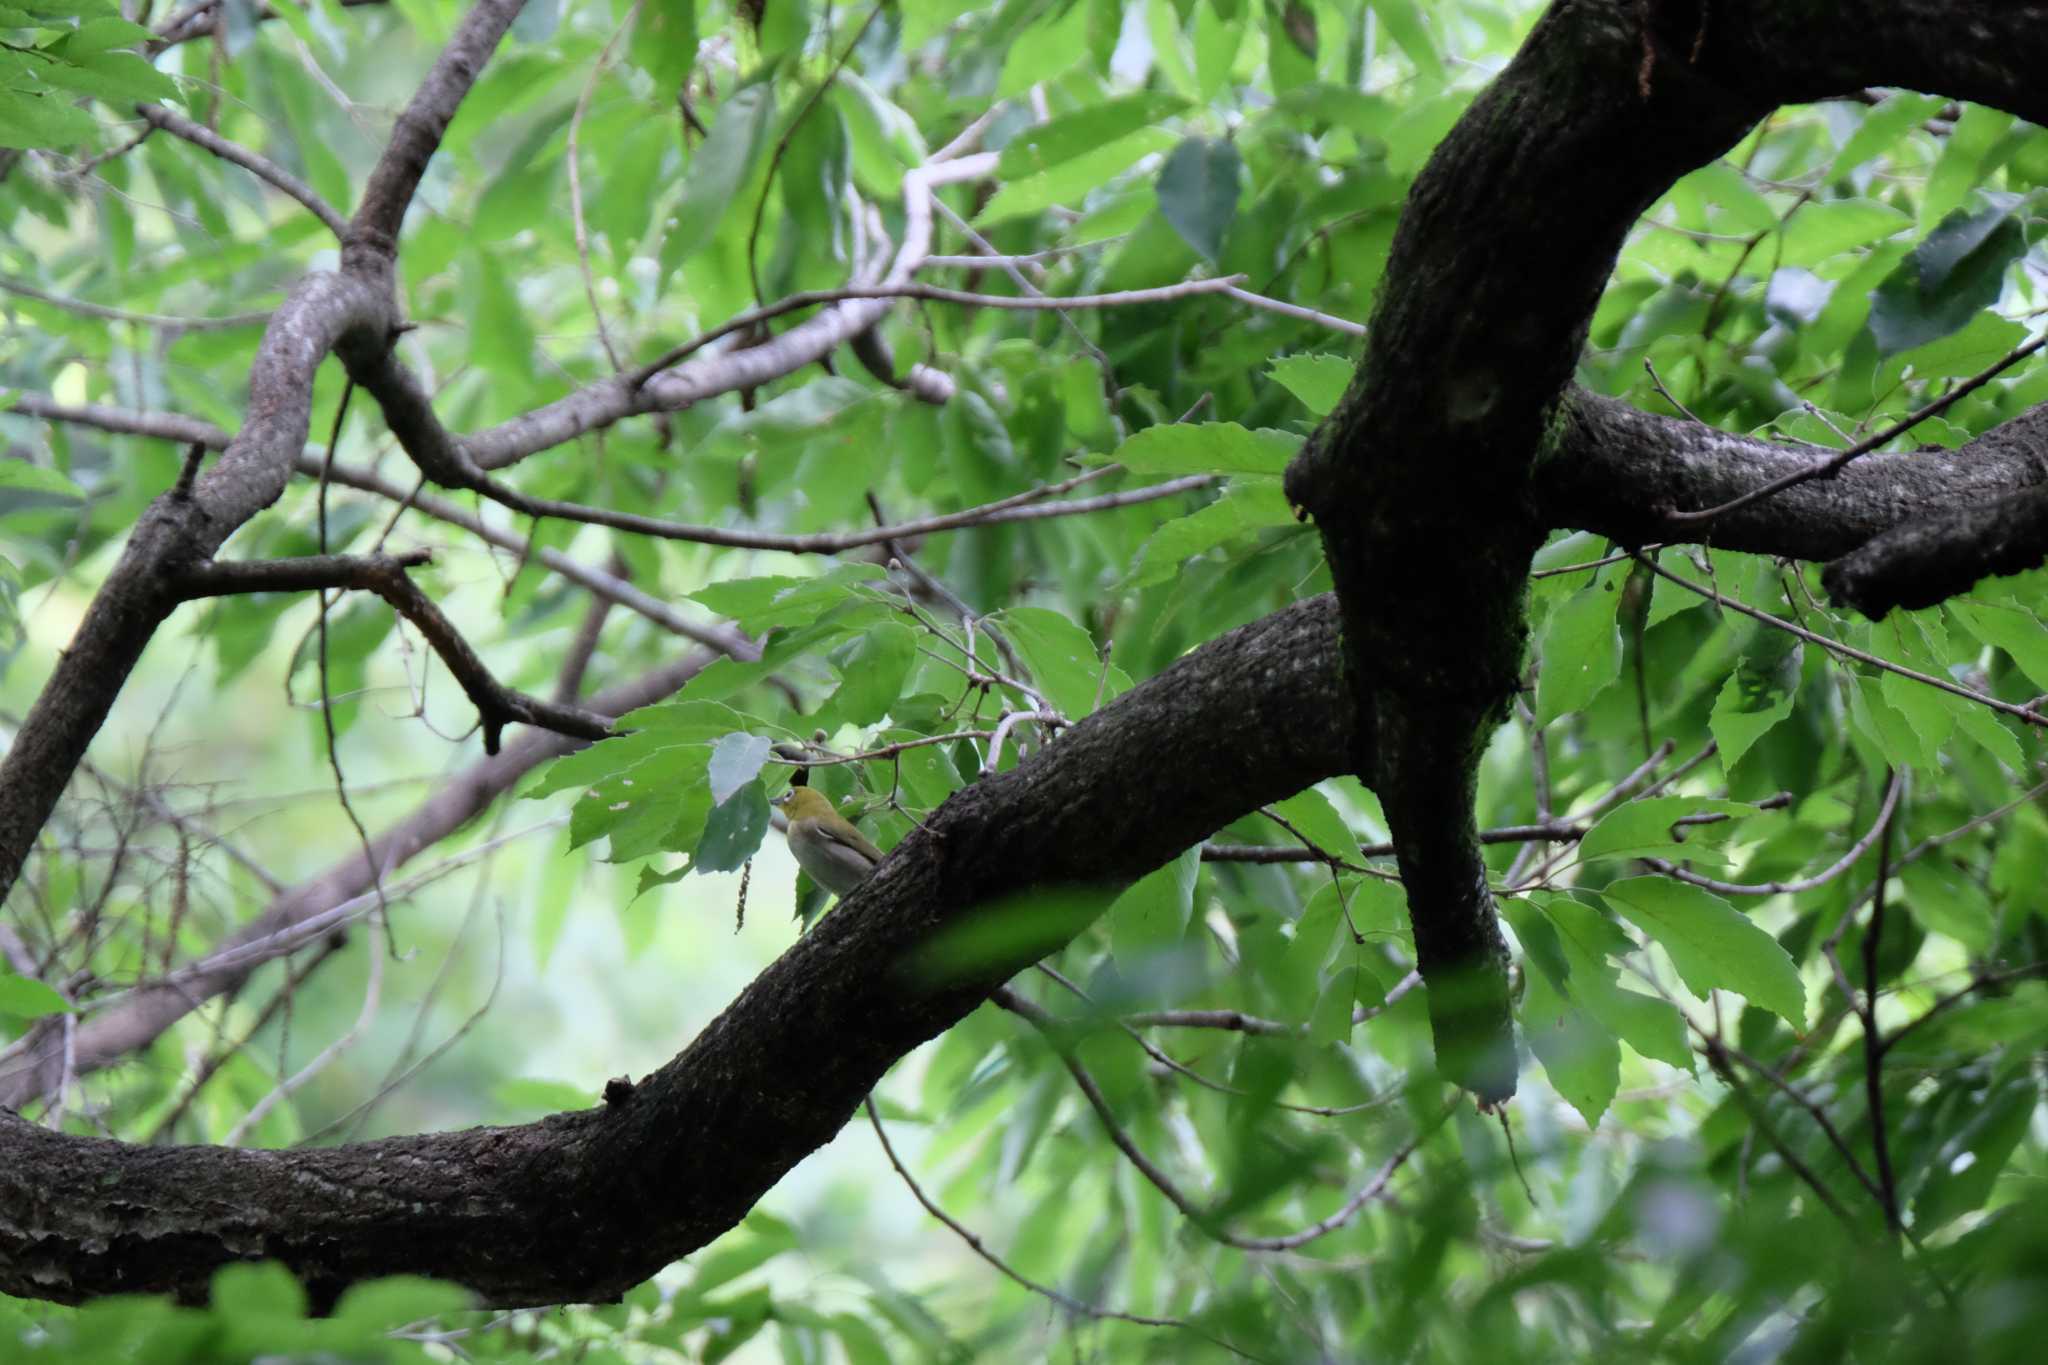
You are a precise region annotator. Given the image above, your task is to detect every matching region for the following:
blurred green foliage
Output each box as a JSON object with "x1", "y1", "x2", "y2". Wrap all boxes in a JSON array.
[{"x1": 6, "y1": 0, "x2": 2048, "y2": 1361}]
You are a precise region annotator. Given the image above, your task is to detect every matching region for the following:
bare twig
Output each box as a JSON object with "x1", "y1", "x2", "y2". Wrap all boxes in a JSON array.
[
  {"x1": 135, "y1": 103, "x2": 349, "y2": 238},
  {"x1": 1666, "y1": 331, "x2": 2048, "y2": 525}
]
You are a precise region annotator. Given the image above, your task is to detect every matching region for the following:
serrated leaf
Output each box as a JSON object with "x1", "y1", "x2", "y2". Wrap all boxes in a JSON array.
[
  {"x1": 1268, "y1": 787, "x2": 1357, "y2": 863},
  {"x1": 1577, "y1": 797, "x2": 1758, "y2": 865},
  {"x1": 819, "y1": 621, "x2": 916, "y2": 728},
  {"x1": 1129, "y1": 478, "x2": 1294, "y2": 587},
  {"x1": 1109, "y1": 421, "x2": 1298, "y2": 476},
  {"x1": 1710, "y1": 638, "x2": 1801, "y2": 771},
  {"x1": 1599, "y1": 877, "x2": 1806, "y2": 1026},
  {"x1": 997, "y1": 607, "x2": 1127, "y2": 718},
  {"x1": 1267, "y1": 353, "x2": 1352, "y2": 416},
  {"x1": 688, "y1": 563, "x2": 887, "y2": 631},
  {"x1": 1536, "y1": 573, "x2": 1622, "y2": 724}
]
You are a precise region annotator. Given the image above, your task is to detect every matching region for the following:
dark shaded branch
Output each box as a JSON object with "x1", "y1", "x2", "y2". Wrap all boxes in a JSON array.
[
  {"x1": 1280, "y1": 0, "x2": 2048, "y2": 1100},
  {"x1": 0, "y1": 272, "x2": 386, "y2": 905},
  {"x1": 173, "y1": 553, "x2": 615, "y2": 753},
  {"x1": 1545, "y1": 390, "x2": 2048, "y2": 614},
  {"x1": 0, "y1": 596, "x2": 1352, "y2": 1307}
]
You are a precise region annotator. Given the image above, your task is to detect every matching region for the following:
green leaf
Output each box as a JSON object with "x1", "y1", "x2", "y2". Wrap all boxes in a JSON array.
[
  {"x1": 661, "y1": 81, "x2": 777, "y2": 271},
  {"x1": 1128, "y1": 477, "x2": 1294, "y2": 587},
  {"x1": 1108, "y1": 421, "x2": 1298, "y2": 476},
  {"x1": 1868, "y1": 203, "x2": 2024, "y2": 357},
  {"x1": 1830, "y1": 92, "x2": 1950, "y2": 177},
  {"x1": 1268, "y1": 787, "x2": 1358, "y2": 863},
  {"x1": 0, "y1": 972, "x2": 70, "y2": 1017},
  {"x1": 1368, "y1": 0, "x2": 1445, "y2": 86},
  {"x1": 819, "y1": 621, "x2": 917, "y2": 728},
  {"x1": 1309, "y1": 963, "x2": 1363, "y2": 1046},
  {"x1": 1950, "y1": 598, "x2": 2048, "y2": 693},
  {"x1": 1526, "y1": 892, "x2": 1694, "y2": 1070},
  {"x1": 688, "y1": 562, "x2": 887, "y2": 631},
  {"x1": 629, "y1": 0, "x2": 698, "y2": 88},
  {"x1": 211, "y1": 1260, "x2": 308, "y2": 1320},
  {"x1": 1521, "y1": 961, "x2": 1619, "y2": 1127},
  {"x1": 1155, "y1": 136, "x2": 1242, "y2": 260},
  {"x1": 1709, "y1": 636, "x2": 1801, "y2": 771},
  {"x1": 1192, "y1": 0, "x2": 1240, "y2": 100},
  {"x1": 707, "y1": 733, "x2": 773, "y2": 805},
  {"x1": 1108, "y1": 845, "x2": 1201, "y2": 970},
  {"x1": 995, "y1": 0, "x2": 1089, "y2": 97},
  {"x1": 1535, "y1": 572, "x2": 1621, "y2": 725},
  {"x1": 1777, "y1": 199, "x2": 1912, "y2": 266},
  {"x1": 977, "y1": 127, "x2": 1177, "y2": 225},
  {"x1": 1599, "y1": 877, "x2": 1806, "y2": 1026},
  {"x1": 1267, "y1": 353, "x2": 1353, "y2": 416},
  {"x1": 997, "y1": 93, "x2": 1188, "y2": 180},
  {"x1": 0, "y1": 459, "x2": 86, "y2": 500},
  {"x1": 1576, "y1": 797, "x2": 1758, "y2": 865},
  {"x1": 997, "y1": 606, "x2": 1127, "y2": 718},
  {"x1": 695, "y1": 780, "x2": 772, "y2": 874},
  {"x1": 494, "y1": 1077, "x2": 597, "y2": 1113},
  {"x1": 332, "y1": 1275, "x2": 474, "y2": 1326}
]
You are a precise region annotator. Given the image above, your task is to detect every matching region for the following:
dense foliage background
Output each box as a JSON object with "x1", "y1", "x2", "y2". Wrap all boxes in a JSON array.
[{"x1": 7, "y1": 0, "x2": 2048, "y2": 1360}]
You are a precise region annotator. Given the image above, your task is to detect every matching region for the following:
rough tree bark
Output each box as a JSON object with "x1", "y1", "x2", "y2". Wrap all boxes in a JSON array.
[{"x1": 6, "y1": 0, "x2": 2048, "y2": 1310}]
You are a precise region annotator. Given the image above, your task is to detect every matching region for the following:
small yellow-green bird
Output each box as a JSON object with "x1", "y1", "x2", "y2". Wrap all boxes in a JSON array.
[{"x1": 771, "y1": 786, "x2": 884, "y2": 896}]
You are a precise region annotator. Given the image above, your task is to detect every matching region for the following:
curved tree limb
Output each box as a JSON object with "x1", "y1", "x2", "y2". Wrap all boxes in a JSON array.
[
  {"x1": 1281, "y1": 0, "x2": 2048, "y2": 1102},
  {"x1": 0, "y1": 596, "x2": 1352, "y2": 1307}
]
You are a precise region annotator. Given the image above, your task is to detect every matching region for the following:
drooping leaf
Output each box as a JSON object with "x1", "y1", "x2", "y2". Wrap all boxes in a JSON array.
[
  {"x1": 1155, "y1": 136, "x2": 1242, "y2": 260},
  {"x1": 1599, "y1": 877, "x2": 1807, "y2": 1027}
]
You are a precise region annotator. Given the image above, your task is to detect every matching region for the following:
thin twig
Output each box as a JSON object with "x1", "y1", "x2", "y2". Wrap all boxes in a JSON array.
[{"x1": 1666, "y1": 331, "x2": 2048, "y2": 525}]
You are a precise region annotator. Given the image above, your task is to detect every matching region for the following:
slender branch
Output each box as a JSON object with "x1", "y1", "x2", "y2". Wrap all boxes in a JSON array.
[
  {"x1": 630, "y1": 276, "x2": 1249, "y2": 389},
  {"x1": 0, "y1": 650, "x2": 713, "y2": 1110},
  {"x1": 1640, "y1": 556, "x2": 2048, "y2": 728},
  {"x1": 1862, "y1": 773, "x2": 1902, "y2": 1233},
  {"x1": 347, "y1": 0, "x2": 528, "y2": 266},
  {"x1": 1665, "y1": 332, "x2": 2048, "y2": 526},
  {"x1": 174, "y1": 552, "x2": 614, "y2": 754},
  {"x1": 469, "y1": 466, "x2": 1213, "y2": 552},
  {"x1": 0, "y1": 277, "x2": 271, "y2": 331},
  {"x1": 993, "y1": 986, "x2": 1436, "y2": 1252},
  {"x1": 135, "y1": 103, "x2": 349, "y2": 239},
  {"x1": 1641, "y1": 769, "x2": 1904, "y2": 896},
  {"x1": 861, "y1": 1098, "x2": 1212, "y2": 1337}
]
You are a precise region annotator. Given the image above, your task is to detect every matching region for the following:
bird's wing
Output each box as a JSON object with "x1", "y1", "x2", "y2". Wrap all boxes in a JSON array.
[{"x1": 819, "y1": 819, "x2": 884, "y2": 865}]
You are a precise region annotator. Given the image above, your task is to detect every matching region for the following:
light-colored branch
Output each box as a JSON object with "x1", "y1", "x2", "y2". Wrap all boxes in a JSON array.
[
  {"x1": 0, "y1": 277, "x2": 271, "y2": 331},
  {"x1": 135, "y1": 103, "x2": 350, "y2": 239}
]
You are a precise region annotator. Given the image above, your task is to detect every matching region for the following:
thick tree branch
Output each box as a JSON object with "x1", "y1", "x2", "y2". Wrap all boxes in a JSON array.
[
  {"x1": 1280, "y1": 0, "x2": 2048, "y2": 1101},
  {"x1": 345, "y1": 0, "x2": 527, "y2": 269},
  {"x1": 0, "y1": 272, "x2": 386, "y2": 903},
  {"x1": 0, "y1": 596, "x2": 1352, "y2": 1307}
]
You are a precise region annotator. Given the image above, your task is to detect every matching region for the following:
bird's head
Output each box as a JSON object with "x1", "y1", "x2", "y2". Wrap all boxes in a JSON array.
[{"x1": 772, "y1": 786, "x2": 835, "y2": 822}]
